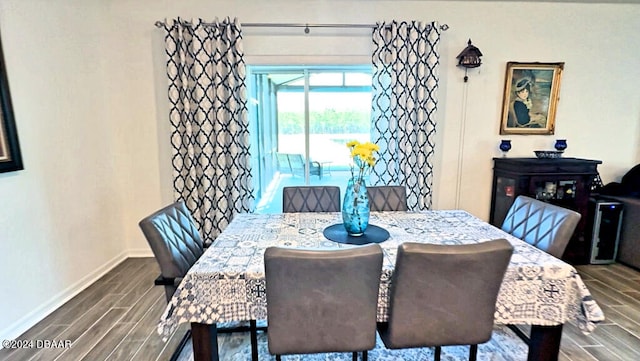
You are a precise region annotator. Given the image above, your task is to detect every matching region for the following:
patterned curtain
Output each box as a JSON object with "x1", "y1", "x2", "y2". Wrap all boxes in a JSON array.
[
  {"x1": 370, "y1": 21, "x2": 441, "y2": 211},
  {"x1": 162, "y1": 18, "x2": 253, "y2": 244}
]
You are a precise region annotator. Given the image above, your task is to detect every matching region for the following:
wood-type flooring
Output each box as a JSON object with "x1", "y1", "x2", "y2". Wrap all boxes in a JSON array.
[{"x1": 1, "y1": 258, "x2": 639, "y2": 361}]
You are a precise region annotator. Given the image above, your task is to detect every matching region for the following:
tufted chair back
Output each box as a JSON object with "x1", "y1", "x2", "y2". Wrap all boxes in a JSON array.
[
  {"x1": 265, "y1": 244, "x2": 383, "y2": 360},
  {"x1": 377, "y1": 239, "x2": 513, "y2": 361},
  {"x1": 367, "y1": 185, "x2": 408, "y2": 211},
  {"x1": 282, "y1": 186, "x2": 341, "y2": 213},
  {"x1": 139, "y1": 201, "x2": 204, "y2": 302},
  {"x1": 501, "y1": 195, "x2": 581, "y2": 258}
]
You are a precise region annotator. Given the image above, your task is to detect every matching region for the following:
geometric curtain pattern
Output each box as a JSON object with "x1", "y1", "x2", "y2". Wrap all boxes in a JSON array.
[
  {"x1": 162, "y1": 17, "x2": 254, "y2": 244},
  {"x1": 370, "y1": 21, "x2": 441, "y2": 211}
]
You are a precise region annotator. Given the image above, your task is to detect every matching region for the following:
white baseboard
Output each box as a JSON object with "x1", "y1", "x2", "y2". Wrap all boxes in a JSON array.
[
  {"x1": 127, "y1": 248, "x2": 154, "y2": 258},
  {"x1": 0, "y1": 251, "x2": 132, "y2": 344}
]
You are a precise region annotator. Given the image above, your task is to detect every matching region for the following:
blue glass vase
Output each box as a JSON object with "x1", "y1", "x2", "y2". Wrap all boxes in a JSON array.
[
  {"x1": 499, "y1": 139, "x2": 512, "y2": 152},
  {"x1": 342, "y1": 177, "x2": 370, "y2": 236},
  {"x1": 499, "y1": 139, "x2": 512, "y2": 157},
  {"x1": 554, "y1": 139, "x2": 567, "y2": 151}
]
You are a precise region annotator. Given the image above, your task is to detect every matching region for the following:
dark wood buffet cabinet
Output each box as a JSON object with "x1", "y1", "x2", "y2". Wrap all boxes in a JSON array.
[{"x1": 489, "y1": 157, "x2": 602, "y2": 264}]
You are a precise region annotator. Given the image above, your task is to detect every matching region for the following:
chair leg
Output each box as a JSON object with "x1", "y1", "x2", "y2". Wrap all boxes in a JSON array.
[
  {"x1": 469, "y1": 344, "x2": 478, "y2": 361},
  {"x1": 352, "y1": 351, "x2": 357, "y2": 361},
  {"x1": 507, "y1": 324, "x2": 531, "y2": 345},
  {"x1": 363, "y1": 350, "x2": 368, "y2": 361},
  {"x1": 168, "y1": 329, "x2": 191, "y2": 361},
  {"x1": 276, "y1": 355, "x2": 281, "y2": 361},
  {"x1": 434, "y1": 346, "x2": 442, "y2": 361}
]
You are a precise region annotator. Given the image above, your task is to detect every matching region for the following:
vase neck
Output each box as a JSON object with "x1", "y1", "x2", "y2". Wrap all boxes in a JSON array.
[{"x1": 350, "y1": 177, "x2": 366, "y2": 186}]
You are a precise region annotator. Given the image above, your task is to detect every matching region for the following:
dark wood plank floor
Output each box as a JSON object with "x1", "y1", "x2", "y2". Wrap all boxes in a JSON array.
[{"x1": 0, "y1": 258, "x2": 638, "y2": 361}]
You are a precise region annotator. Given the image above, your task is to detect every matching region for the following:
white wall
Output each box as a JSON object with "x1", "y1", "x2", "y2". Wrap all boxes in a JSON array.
[
  {"x1": 1, "y1": 0, "x2": 638, "y2": 340},
  {"x1": 0, "y1": 0, "x2": 129, "y2": 341}
]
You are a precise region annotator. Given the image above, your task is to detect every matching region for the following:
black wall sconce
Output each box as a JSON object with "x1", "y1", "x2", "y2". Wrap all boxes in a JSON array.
[{"x1": 456, "y1": 39, "x2": 483, "y2": 82}]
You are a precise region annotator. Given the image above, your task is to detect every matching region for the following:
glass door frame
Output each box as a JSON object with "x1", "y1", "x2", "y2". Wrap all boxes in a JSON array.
[{"x1": 247, "y1": 65, "x2": 372, "y2": 212}]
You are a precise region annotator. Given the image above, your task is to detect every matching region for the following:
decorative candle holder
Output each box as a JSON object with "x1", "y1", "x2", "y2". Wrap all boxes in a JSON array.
[{"x1": 499, "y1": 140, "x2": 512, "y2": 157}]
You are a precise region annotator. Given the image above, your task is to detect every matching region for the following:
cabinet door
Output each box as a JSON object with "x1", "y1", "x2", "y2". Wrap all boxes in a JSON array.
[
  {"x1": 528, "y1": 176, "x2": 593, "y2": 264},
  {"x1": 528, "y1": 177, "x2": 580, "y2": 211},
  {"x1": 491, "y1": 176, "x2": 517, "y2": 226}
]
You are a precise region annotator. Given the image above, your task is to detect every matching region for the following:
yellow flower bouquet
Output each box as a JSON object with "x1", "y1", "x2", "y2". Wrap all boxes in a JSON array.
[{"x1": 346, "y1": 140, "x2": 380, "y2": 182}]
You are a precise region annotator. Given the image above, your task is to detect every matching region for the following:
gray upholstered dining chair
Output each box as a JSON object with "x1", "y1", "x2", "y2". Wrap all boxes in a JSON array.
[
  {"x1": 282, "y1": 186, "x2": 341, "y2": 212},
  {"x1": 501, "y1": 195, "x2": 581, "y2": 258},
  {"x1": 264, "y1": 244, "x2": 384, "y2": 361},
  {"x1": 139, "y1": 201, "x2": 204, "y2": 303},
  {"x1": 367, "y1": 185, "x2": 408, "y2": 211},
  {"x1": 139, "y1": 201, "x2": 262, "y2": 360},
  {"x1": 377, "y1": 239, "x2": 514, "y2": 361}
]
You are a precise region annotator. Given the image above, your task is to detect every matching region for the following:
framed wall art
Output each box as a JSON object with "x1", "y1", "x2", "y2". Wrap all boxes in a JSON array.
[
  {"x1": 499, "y1": 62, "x2": 564, "y2": 135},
  {"x1": 0, "y1": 32, "x2": 23, "y2": 173}
]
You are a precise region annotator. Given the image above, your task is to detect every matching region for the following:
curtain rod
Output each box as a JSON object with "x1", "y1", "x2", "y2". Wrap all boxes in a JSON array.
[{"x1": 154, "y1": 21, "x2": 450, "y2": 32}]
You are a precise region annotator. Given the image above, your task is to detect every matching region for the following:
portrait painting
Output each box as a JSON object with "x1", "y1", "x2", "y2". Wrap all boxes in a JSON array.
[
  {"x1": 0, "y1": 31, "x2": 23, "y2": 173},
  {"x1": 499, "y1": 62, "x2": 564, "y2": 135}
]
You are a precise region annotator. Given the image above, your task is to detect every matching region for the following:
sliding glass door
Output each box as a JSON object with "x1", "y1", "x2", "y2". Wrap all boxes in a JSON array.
[{"x1": 248, "y1": 66, "x2": 372, "y2": 213}]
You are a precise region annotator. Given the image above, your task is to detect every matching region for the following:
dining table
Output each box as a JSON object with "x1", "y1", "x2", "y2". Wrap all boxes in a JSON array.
[{"x1": 157, "y1": 210, "x2": 604, "y2": 361}]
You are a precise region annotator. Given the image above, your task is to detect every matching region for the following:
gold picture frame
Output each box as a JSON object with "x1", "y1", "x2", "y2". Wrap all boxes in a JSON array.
[{"x1": 499, "y1": 62, "x2": 564, "y2": 135}]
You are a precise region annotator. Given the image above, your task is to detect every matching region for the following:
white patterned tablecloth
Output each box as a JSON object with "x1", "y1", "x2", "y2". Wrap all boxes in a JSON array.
[{"x1": 158, "y1": 211, "x2": 604, "y2": 339}]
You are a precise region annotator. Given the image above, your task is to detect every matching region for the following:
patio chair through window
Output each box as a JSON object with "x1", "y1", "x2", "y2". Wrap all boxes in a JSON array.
[{"x1": 276, "y1": 153, "x2": 323, "y2": 179}]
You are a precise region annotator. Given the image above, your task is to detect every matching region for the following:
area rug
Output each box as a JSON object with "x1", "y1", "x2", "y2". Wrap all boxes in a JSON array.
[{"x1": 177, "y1": 325, "x2": 528, "y2": 361}]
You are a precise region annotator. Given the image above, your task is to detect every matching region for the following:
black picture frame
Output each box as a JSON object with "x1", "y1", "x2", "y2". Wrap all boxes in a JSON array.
[{"x1": 0, "y1": 31, "x2": 23, "y2": 173}]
